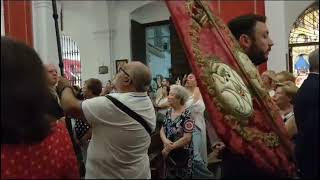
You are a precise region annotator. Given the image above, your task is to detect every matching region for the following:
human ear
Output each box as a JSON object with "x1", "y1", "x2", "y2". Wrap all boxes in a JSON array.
[{"x1": 239, "y1": 34, "x2": 252, "y2": 50}]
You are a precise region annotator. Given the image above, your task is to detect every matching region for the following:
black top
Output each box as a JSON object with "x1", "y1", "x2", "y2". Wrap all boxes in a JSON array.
[
  {"x1": 221, "y1": 148, "x2": 275, "y2": 178},
  {"x1": 294, "y1": 73, "x2": 319, "y2": 179},
  {"x1": 47, "y1": 91, "x2": 64, "y2": 119}
]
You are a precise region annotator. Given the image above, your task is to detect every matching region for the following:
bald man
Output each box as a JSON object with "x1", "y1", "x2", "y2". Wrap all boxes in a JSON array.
[
  {"x1": 294, "y1": 48, "x2": 319, "y2": 179},
  {"x1": 57, "y1": 62, "x2": 156, "y2": 179}
]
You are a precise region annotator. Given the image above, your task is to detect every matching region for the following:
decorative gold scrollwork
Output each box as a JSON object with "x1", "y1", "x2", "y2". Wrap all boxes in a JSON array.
[
  {"x1": 185, "y1": 0, "x2": 280, "y2": 147},
  {"x1": 204, "y1": 57, "x2": 253, "y2": 121}
]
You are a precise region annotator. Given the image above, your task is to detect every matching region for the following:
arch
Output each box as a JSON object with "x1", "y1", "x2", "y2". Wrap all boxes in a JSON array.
[
  {"x1": 61, "y1": 34, "x2": 82, "y2": 87},
  {"x1": 130, "y1": 1, "x2": 156, "y2": 16},
  {"x1": 289, "y1": 2, "x2": 319, "y2": 44},
  {"x1": 288, "y1": 2, "x2": 319, "y2": 87},
  {"x1": 130, "y1": 1, "x2": 169, "y2": 24}
]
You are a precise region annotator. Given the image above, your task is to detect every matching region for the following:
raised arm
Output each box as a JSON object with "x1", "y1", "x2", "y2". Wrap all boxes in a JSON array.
[{"x1": 57, "y1": 77, "x2": 85, "y2": 120}]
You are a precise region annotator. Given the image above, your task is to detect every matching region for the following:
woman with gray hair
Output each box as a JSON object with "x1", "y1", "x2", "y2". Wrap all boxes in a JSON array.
[{"x1": 160, "y1": 85, "x2": 194, "y2": 179}]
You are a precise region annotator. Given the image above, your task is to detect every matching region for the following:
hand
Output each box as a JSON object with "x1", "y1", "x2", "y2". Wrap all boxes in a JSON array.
[
  {"x1": 100, "y1": 83, "x2": 114, "y2": 96},
  {"x1": 164, "y1": 142, "x2": 175, "y2": 152},
  {"x1": 182, "y1": 74, "x2": 187, "y2": 86},
  {"x1": 212, "y1": 142, "x2": 225, "y2": 157},
  {"x1": 57, "y1": 76, "x2": 72, "y2": 94},
  {"x1": 161, "y1": 144, "x2": 174, "y2": 158},
  {"x1": 163, "y1": 139, "x2": 173, "y2": 149},
  {"x1": 176, "y1": 78, "x2": 181, "y2": 85},
  {"x1": 162, "y1": 148, "x2": 170, "y2": 158}
]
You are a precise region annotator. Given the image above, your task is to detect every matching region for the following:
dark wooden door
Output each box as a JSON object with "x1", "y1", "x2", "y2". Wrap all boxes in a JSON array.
[
  {"x1": 131, "y1": 20, "x2": 146, "y2": 64},
  {"x1": 169, "y1": 18, "x2": 191, "y2": 83}
]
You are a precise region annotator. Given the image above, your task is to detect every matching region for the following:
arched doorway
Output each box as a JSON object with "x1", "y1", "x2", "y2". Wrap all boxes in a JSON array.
[
  {"x1": 130, "y1": 1, "x2": 190, "y2": 84},
  {"x1": 61, "y1": 34, "x2": 82, "y2": 87},
  {"x1": 288, "y1": 2, "x2": 319, "y2": 87}
]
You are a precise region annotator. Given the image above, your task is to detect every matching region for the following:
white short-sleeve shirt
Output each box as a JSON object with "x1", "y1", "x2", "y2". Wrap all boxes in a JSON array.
[{"x1": 82, "y1": 92, "x2": 156, "y2": 179}]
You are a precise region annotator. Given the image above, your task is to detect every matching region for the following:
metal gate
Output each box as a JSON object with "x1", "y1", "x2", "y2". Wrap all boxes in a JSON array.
[{"x1": 61, "y1": 35, "x2": 82, "y2": 87}]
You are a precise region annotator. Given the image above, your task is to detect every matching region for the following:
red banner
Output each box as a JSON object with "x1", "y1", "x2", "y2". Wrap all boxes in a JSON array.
[{"x1": 166, "y1": 0, "x2": 295, "y2": 176}]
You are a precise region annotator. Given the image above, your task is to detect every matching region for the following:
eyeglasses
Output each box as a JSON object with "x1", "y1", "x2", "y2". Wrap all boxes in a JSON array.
[{"x1": 119, "y1": 67, "x2": 131, "y2": 78}]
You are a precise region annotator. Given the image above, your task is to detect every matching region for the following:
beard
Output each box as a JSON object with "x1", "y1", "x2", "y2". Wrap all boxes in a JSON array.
[{"x1": 247, "y1": 44, "x2": 269, "y2": 66}]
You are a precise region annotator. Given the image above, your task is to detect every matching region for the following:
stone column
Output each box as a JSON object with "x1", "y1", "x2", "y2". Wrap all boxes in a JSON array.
[
  {"x1": 1, "y1": 0, "x2": 5, "y2": 35},
  {"x1": 32, "y1": 1, "x2": 62, "y2": 73}
]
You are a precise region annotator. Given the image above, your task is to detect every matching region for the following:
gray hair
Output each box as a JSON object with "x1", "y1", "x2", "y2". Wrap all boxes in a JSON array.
[
  {"x1": 309, "y1": 48, "x2": 319, "y2": 73},
  {"x1": 170, "y1": 85, "x2": 190, "y2": 105}
]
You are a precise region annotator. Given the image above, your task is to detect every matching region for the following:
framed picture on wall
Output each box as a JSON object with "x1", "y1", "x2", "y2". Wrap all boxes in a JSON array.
[{"x1": 115, "y1": 59, "x2": 128, "y2": 73}]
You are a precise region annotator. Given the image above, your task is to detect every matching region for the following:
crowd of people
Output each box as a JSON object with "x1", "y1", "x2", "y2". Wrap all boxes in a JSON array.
[{"x1": 1, "y1": 13, "x2": 319, "y2": 179}]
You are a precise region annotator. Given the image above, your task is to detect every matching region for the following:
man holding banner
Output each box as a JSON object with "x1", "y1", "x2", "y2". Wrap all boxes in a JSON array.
[
  {"x1": 220, "y1": 14, "x2": 275, "y2": 178},
  {"x1": 166, "y1": 0, "x2": 295, "y2": 178}
]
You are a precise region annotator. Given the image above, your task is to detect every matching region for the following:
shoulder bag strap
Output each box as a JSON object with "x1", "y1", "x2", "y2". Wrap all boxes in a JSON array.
[{"x1": 105, "y1": 95, "x2": 152, "y2": 136}]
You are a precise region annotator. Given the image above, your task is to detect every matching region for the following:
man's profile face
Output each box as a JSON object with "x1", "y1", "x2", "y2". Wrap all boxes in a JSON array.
[{"x1": 248, "y1": 21, "x2": 274, "y2": 66}]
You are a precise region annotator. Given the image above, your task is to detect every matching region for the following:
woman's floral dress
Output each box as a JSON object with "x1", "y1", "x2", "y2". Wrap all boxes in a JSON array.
[{"x1": 163, "y1": 108, "x2": 194, "y2": 179}]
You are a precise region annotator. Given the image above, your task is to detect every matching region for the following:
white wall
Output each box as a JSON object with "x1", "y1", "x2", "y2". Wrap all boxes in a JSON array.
[
  {"x1": 62, "y1": 1, "x2": 111, "y2": 86},
  {"x1": 109, "y1": 1, "x2": 169, "y2": 71},
  {"x1": 1, "y1": 0, "x2": 4, "y2": 35},
  {"x1": 110, "y1": 0, "x2": 314, "y2": 74},
  {"x1": 32, "y1": 1, "x2": 61, "y2": 71},
  {"x1": 57, "y1": 0, "x2": 169, "y2": 81},
  {"x1": 265, "y1": 0, "x2": 314, "y2": 72},
  {"x1": 50, "y1": 0, "x2": 315, "y2": 84},
  {"x1": 131, "y1": 1, "x2": 170, "y2": 24},
  {"x1": 283, "y1": 1, "x2": 315, "y2": 36},
  {"x1": 265, "y1": 1, "x2": 287, "y2": 72}
]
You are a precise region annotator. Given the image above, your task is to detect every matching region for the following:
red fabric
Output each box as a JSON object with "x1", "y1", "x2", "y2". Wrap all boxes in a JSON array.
[
  {"x1": 1, "y1": 122, "x2": 80, "y2": 179},
  {"x1": 63, "y1": 59, "x2": 81, "y2": 81},
  {"x1": 166, "y1": 0, "x2": 295, "y2": 176},
  {"x1": 3, "y1": 0, "x2": 33, "y2": 47}
]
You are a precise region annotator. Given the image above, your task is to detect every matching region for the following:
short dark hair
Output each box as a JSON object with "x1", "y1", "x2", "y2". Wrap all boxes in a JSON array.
[
  {"x1": 228, "y1": 14, "x2": 267, "y2": 40},
  {"x1": 1, "y1": 37, "x2": 51, "y2": 144},
  {"x1": 84, "y1": 78, "x2": 102, "y2": 96}
]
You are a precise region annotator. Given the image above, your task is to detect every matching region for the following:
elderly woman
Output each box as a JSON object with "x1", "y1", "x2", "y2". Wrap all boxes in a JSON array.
[
  {"x1": 272, "y1": 81, "x2": 299, "y2": 139},
  {"x1": 160, "y1": 85, "x2": 194, "y2": 179}
]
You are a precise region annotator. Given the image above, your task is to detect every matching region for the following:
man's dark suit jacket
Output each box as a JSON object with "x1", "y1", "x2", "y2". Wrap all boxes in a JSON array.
[{"x1": 294, "y1": 73, "x2": 319, "y2": 179}]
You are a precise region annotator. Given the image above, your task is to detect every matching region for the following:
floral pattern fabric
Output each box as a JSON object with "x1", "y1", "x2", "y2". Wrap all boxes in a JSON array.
[{"x1": 163, "y1": 108, "x2": 194, "y2": 179}]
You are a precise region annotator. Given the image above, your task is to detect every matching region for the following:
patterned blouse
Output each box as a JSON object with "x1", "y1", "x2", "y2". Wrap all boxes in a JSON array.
[
  {"x1": 75, "y1": 119, "x2": 91, "y2": 140},
  {"x1": 163, "y1": 108, "x2": 194, "y2": 179},
  {"x1": 1, "y1": 121, "x2": 80, "y2": 179}
]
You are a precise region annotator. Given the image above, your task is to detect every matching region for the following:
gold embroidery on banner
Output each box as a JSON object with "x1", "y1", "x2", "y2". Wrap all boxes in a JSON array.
[{"x1": 185, "y1": 0, "x2": 279, "y2": 147}]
